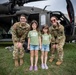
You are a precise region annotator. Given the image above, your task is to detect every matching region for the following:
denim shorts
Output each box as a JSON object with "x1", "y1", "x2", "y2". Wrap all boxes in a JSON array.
[
  {"x1": 30, "y1": 45, "x2": 39, "y2": 50},
  {"x1": 41, "y1": 44, "x2": 50, "y2": 52}
]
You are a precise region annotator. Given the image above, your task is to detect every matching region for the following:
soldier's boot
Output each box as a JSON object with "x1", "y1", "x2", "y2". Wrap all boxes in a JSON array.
[
  {"x1": 49, "y1": 58, "x2": 54, "y2": 63},
  {"x1": 56, "y1": 61, "x2": 62, "y2": 66},
  {"x1": 20, "y1": 58, "x2": 23, "y2": 66},
  {"x1": 15, "y1": 59, "x2": 19, "y2": 67},
  {"x1": 49, "y1": 54, "x2": 55, "y2": 63}
]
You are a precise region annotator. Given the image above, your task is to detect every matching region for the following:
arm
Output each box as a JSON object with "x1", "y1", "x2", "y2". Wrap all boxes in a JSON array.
[
  {"x1": 49, "y1": 27, "x2": 55, "y2": 43},
  {"x1": 39, "y1": 36, "x2": 42, "y2": 50},
  {"x1": 58, "y1": 25, "x2": 65, "y2": 39},
  {"x1": 27, "y1": 37, "x2": 30, "y2": 50},
  {"x1": 49, "y1": 34, "x2": 52, "y2": 43},
  {"x1": 38, "y1": 31, "x2": 42, "y2": 49},
  {"x1": 11, "y1": 23, "x2": 19, "y2": 42},
  {"x1": 49, "y1": 26, "x2": 52, "y2": 34},
  {"x1": 27, "y1": 31, "x2": 30, "y2": 50}
]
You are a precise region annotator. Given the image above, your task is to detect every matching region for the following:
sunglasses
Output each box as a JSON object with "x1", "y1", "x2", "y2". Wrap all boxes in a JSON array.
[{"x1": 51, "y1": 19, "x2": 56, "y2": 23}]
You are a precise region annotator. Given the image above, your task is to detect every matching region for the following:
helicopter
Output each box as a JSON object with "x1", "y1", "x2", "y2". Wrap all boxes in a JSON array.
[{"x1": 0, "y1": 0, "x2": 76, "y2": 43}]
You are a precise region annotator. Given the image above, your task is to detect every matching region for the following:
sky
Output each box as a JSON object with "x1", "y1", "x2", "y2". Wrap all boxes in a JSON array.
[
  {"x1": 24, "y1": 0, "x2": 76, "y2": 15},
  {"x1": 0, "y1": 0, "x2": 76, "y2": 15}
]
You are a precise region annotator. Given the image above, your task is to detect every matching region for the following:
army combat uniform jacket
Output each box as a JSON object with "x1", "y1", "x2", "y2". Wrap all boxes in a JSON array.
[
  {"x1": 49, "y1": 24, "x2": 65, "y2": 46},
  {"x1": 11, "y1": 22, "x2": 30, "y2": 43},
  {"x1": 11, "y1": 22, "x2": 30, "y2": 59}
]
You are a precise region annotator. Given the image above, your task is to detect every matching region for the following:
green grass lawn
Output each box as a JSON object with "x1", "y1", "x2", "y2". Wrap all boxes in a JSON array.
[{"x1": 0, "y1": 43, "x2": 76, "y2": 75}]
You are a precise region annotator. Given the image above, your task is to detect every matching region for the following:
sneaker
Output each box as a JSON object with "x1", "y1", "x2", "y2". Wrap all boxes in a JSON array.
[
  {"x1": 45, "y1": 64, "x2": 48, "y2": 69},
  {"x1": 41, "y1": 64, "x2": 45, "y2": 69},
  {"x1": 29, "y1": 66, "x2": 33, "y2": 71},
  {"x1": 34, "y1": 66, "x2": 38, "y2": 71}
]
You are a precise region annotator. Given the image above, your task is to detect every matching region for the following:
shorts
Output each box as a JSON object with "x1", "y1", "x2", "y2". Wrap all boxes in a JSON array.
[
  {"x1": 41, "y1": 44, "x2": 50, "y2": 52},
  {"x1": 30, "y1": 45, "x2": 39, "y2": 50}
]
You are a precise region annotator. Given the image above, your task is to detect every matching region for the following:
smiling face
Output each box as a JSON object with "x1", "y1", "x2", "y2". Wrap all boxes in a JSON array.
[
  {"x1": 50, "y1": 16, "x2": 58, "y2": 26},
  {"x1": 42, "y1": 25, "x2": 49, "y2": 34},
  {"x1": 20, "y1": 15, "x2": 27, "y2": 24},
  {"x1": 43, "y1": 27, "x2": 48, "y2": 34},
  {"x1": 32, "y1": 23, "x2": 37, "y2": 30},
  {"x1": 30, "y1": 20, "x2": 38, "y2": 30}
]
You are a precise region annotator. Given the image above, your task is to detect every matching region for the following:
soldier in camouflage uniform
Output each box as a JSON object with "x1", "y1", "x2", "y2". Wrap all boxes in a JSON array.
[
  {"x1": 49, "y1": 16, "x2": 65, "y2": 65},
  {"x1": 11, "y1": 14, "x2": 30, "y2": 67}
]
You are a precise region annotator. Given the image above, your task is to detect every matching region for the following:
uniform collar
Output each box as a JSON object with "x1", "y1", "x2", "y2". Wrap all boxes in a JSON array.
[
  {"x1": 19, "y1": 22, "x2": 26, "y2": 28},
  {"x1": 51, "y1": 24, "x2": 60, "y2": 29}
]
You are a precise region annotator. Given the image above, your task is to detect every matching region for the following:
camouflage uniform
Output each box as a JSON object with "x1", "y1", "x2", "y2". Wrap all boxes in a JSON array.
[
  {"x1": 49, "y1": 24, "x2": 65, "y2": 62},
  {"x1": 11, "y1": 22, "x2": 30, "y2": 59}
]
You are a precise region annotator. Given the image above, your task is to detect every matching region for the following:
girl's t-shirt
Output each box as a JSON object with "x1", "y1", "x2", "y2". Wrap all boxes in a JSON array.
[
  {"x1": 28, "y1": 30, "x2": 40, "y2": 45},
  {"x1": 42, "y1": 33, "x2": 51, "y2": 45}
]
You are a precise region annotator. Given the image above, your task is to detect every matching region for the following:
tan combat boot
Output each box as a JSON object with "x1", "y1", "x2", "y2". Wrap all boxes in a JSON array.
[
  {"x1": 15, "y1": 59, "x2": 19, "y2": 67},
  {"x1": 20, "y1": 58, "x2": 23, "y2": 66},
  {"x1": 56, "y1": 61, "x2": 62, "y2": 66},
  {"x1": 49, "y1": 58, "x2": 54, "y2": 63}
]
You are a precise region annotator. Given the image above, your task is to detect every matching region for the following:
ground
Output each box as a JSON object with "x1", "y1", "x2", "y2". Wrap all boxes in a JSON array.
[{"x1": 0, "y1": 43, "x2": 76, "y2": 75}]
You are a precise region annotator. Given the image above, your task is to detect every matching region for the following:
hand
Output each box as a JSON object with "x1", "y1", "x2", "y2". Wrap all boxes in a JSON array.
[
  {"x1": 57, "y1": 20, "x2": 60, "y2": 23},
  {"x1": 55, "y1": 44, "x2": 58, "y2": 48},
  {"x1": 27, "y1": 45, "x2": 30, "y2": 50},
  {"x1": 16, "y1": 42, "x2": 22, "y2": 49},
  {"x1": 52, "y1": 44, "x2": 58, "y2": 49},
  {"x1": 39, "y1": 45, "x2": 42, "y2": 50},
  {"x1": 52, "y1": 44, "x2": 56, "y2": 48},
  {"x1": 58, "y1": 37, "x2": 61, "y2": 40}
]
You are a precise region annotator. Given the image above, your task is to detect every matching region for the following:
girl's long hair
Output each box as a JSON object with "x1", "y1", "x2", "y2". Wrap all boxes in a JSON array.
[
  {"x1": 30, "y1": 20, "x2": 39, "y2": 32},
  {"x1": 41, "y1": 25, "x2": 50, "y2": 34}
]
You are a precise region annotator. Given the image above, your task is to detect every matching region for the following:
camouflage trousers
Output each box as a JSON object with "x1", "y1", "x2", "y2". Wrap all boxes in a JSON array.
[
  {"x1": 50, "y1": 37, "x2": 65, "y2": 62},
  {"x1": 13, "y1": 42, "x2": 24, "y2": 59}
]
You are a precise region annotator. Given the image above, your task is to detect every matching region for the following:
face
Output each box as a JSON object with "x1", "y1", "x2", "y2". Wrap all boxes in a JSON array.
[
  {"x1": 32, "y1": 23, "x2": 37, "y2": 30},
  {"x1": 50, "y1": 17, "x2": 58, "y2": 26},
  {"x1": 43, "y1": 28, "x2": 48, "y2": 33},
  {"x1": 20, "y1": 16, "x2": 27, "y2": 24}
]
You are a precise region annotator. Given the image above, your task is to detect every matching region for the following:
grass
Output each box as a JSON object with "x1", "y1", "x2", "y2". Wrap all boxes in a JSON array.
[
  {"x1": 0, "y1": 43, "x2": 76, "y2": 75},
  {"x1": 0, "y1": 41, "x2": 13, "y2": 45}
]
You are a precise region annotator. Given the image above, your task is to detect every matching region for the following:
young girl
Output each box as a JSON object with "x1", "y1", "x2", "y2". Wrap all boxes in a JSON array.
[
  {"x1": 27, "y1": 20, "x2": 41, "y2": 71},
  {"x1": 41, "y1": 25, "x2": 51, "y2": 69}
]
